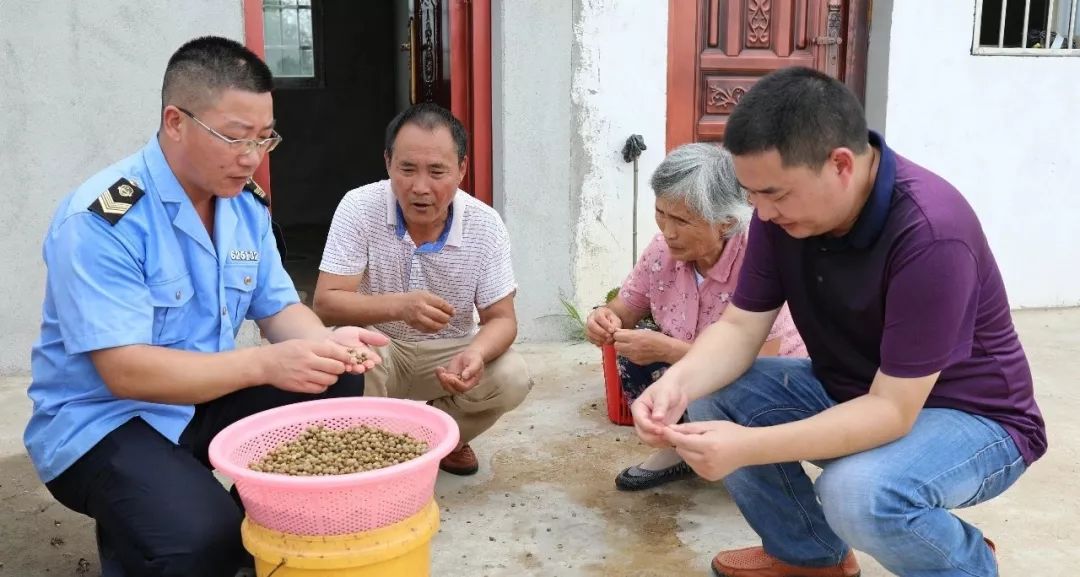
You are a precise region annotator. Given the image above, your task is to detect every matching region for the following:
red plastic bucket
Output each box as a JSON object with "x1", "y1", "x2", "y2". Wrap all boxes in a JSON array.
[{"x1": 601, "y1": 343, "x2": 634, "y2": 426}]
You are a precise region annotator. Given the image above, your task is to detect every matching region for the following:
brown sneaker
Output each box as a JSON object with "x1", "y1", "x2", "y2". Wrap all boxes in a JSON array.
[
  {"x1": 439, "y1": 443, "x2": 479, "y2": 476},
  {"x1": 712, "y1": 547, "x2": 860, "y2": 577}
]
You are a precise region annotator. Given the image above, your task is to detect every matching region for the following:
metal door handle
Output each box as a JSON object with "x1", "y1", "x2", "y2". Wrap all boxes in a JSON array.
[{"x1": 812, "y1": 36, "x2": 843, "y2": 45}]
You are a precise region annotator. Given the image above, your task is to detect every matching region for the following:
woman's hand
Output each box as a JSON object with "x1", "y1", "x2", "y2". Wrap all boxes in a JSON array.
[
  {"x1": 613, "y1": 328, "x2": 677, "y2": 365},
  {"x1": 586, "y1": 306, "x2": 622, "y2": 346}
]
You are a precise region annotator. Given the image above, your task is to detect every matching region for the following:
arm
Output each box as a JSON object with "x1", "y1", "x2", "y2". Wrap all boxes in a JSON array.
[
  {"x1": 667, "y1": 333, "x2": 777, "y2": 365},
  {"x1": 257, "y1": 302, "x2": 330, "y2": 342},
  {"x1": 92, "y1": 345, "x2": 273, "y2": 404},
  {"x1": 765, "y1": 238, "x2": 981, "y2": 459},
  {"x1": 588, "y1": 235, "x2": 663, "y2": 346},
  {"x1": 665, "y1": 304, "x2": 778, "y2": 400},
  {"x1": 85, "y1": 203, "x2": 370, "y2": 404},
  {"x1": 313, "y1": 190, "x2": 457, "y2": 331},
  {"x1": 664, "y1": 371, "x2": 937, "y2": 481},
  {"x1": 633, "y1": 334, "x2": 776, "y2": 366},
  {"x1": 604, "y1": 297, "x2": 779, "y2": 364},
  {"x1": 669, "y1": 218, "x2": 784, "y2": 400},
  {"x1": 436, "y1": 218, "x2": 519, "y2": 392},
  {"x1": 249, "y1": 227, "x2": 389, "y2": 367},
  {"x1": 94, "y1": 298, "x2": 388, "y2": 403},
  {"x1": 314, "y1": 191, "x2": 403, "y2": 327},
  {"x1": 466, "y1": 292, "x2": 518, "y2": 363},
  {"x1": 314, "y1": 272, "x2": 455, "y2": 332},
  {"x1": 603, "y1": 296, "x2": 648, "y2": 331},
  {"x1": 628, "y1": 304, "x2": 777, "y2": 447},
  {"x1": 665, "y1": 239, "x2": 980, "y2": 479},
  {"x1": 743, "y1": 370, "x2": 936, "y2": 463},
  {"x1": 94, "y1": 302, "x2": 371, "y2": 405},
  {"x1": 92, "y1": 337, "x2": 365, "y2": 404},
  {"x1": 314, "y1": 272, "x2": 408, "y2": 327},
  {"x1": 434, "y1": 293, "x2": 518, "y2": 392}
]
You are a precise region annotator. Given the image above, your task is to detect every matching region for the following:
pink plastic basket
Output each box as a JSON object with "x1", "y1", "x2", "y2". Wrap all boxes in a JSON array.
[{"x1": 208, "y1": 397, "x2": 459, "y2": 536}]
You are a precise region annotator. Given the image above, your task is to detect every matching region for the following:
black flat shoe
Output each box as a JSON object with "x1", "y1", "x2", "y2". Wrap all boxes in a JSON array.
[{"x1": 615, "y1": 461, "x2": 694, "y2": 491}]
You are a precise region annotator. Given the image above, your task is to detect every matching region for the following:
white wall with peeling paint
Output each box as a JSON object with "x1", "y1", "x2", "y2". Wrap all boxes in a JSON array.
[
  {"x1": 568, "y1": 0, "x2": 670, "y2": 318},
  {"x1": 495, "y1": 0, "x2": 669, "y2": 342},
  {"x1": 0, "y1": 2, "x2": 245, "y2": 374}
]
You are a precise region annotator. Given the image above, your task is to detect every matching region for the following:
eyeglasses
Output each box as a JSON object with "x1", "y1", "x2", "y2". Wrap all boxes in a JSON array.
[{"x1": 177, "y1": 107, "x2": 283, "y2": 155}]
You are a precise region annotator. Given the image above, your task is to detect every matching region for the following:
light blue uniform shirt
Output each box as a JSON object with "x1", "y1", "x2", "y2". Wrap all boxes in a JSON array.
[{"x1": 25, "y1": 137, "x2": 299, "y2": 482}]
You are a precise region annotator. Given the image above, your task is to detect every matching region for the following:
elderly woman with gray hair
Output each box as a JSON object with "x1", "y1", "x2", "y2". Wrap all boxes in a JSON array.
[{"x1": 586, "y1": 143, "x2": 806, "y2": 490}]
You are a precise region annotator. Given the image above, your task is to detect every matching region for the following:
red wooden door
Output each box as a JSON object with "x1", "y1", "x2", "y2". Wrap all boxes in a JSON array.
[
  {"x1": 410, "y1": 0, "x2": 492, "y2": 206},
  {"x1": 666, "y1": 0, "x2": 870, "y2": 150}
]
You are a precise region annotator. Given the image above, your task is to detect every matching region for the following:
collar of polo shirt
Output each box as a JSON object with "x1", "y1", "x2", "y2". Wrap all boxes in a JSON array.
[
  {"x1": 818, "y1": 130, "x2": 897, "y2": 251},
  {"x1": 384, "y1": 181, "x2": 466, "y2": 250}
]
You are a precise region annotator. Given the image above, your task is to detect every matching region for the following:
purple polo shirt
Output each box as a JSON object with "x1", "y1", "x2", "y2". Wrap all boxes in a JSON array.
[{"x1": 733, "y1": 132, "x2": 1046, "y2": 465}]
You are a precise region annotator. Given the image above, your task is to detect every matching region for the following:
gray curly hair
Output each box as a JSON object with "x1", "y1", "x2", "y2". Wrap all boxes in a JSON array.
[{"x1": 649, "y1": 143, "x2": 752, "y2": 238}]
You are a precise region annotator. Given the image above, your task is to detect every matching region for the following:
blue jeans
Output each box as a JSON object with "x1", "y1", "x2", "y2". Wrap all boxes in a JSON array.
[{"x1": 686, "y1": 358, "x2": 1026, "y2": 577}]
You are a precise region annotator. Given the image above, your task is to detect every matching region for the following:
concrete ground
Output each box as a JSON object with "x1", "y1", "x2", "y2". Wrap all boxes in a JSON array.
[{"x1": 1, "y1": 308, "x2": 1077, "y2": 576}]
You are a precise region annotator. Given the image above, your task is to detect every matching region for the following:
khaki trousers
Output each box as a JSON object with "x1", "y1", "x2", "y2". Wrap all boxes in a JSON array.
[{"x1": 364, "y1": 335, "x2": 532, "y2": 445}]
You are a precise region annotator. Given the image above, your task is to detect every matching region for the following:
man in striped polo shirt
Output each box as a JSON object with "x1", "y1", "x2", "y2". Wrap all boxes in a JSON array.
[{"x1": 314, "y1": 103, "x2": 531, "y2": 475}]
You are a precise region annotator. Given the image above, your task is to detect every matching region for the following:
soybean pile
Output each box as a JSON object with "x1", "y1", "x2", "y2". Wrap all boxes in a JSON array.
[{"x1": 249, "y1": 425, "x2": 428, "y2": 476}]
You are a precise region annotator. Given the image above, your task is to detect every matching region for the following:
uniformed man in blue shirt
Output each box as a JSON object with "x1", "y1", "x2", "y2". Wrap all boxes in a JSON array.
[{"x1": 23, "y1": 36, "x2": 388, "y2": 577}]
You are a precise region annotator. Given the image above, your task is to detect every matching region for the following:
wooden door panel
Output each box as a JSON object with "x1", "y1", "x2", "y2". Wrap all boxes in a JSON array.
[{"x1": 668, "y1": 0, "x2": 869, "y2": 149}]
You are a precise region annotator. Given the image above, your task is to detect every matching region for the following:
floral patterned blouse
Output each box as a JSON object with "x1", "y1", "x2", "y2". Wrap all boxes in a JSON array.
[{"x1": 619, "y1": 232, "x2": 807, "y2": 357}]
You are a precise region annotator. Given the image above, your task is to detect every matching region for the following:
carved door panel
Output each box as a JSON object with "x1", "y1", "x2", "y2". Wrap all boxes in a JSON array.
[
  {"x1": 410, "y1": 0, "x2": 451, "y2": 106},
  {"x1": 666, "y1": 0, "x2": 870, "y2": 149}
]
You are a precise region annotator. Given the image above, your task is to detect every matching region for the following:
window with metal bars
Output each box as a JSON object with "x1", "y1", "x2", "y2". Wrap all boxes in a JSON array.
[
  {"x1": 974, "y1": 0, "x2": 1080, "y2": 54},
  {"x1": 263, "y1": 0, "x2": 322, "y2": 86}
]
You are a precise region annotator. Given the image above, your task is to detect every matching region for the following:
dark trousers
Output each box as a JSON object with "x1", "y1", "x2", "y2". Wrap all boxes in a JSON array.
[
  {"x1": 617, "y1": 356, "x2": 671, "y2": 406},
  {"x1": 45, "y1": 374, "x2": 365, "y2": 577}
]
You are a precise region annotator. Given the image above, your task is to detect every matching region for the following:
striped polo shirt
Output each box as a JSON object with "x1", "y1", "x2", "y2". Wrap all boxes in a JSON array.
[{"x1": 320, "y1": 179, "x2": 516, "y2": 342}]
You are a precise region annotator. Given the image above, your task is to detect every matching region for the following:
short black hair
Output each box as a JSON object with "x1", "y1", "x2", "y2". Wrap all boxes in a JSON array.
[
  {"x1": 724, "y1": 67, "x2": 868, "y2": 168},
  {"x1": 162, "y1": 36, "x2": 273, "y2": 112},
  {"x1": 385, "y1": 103, "x2": 468, "y2": 163}
]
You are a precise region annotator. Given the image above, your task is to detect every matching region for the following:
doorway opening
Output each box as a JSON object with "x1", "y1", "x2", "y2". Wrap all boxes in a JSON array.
[
  {"x1": 245, "y1": 0, "x2": 492, "y2": 304},
  {"x1": 255, "y1": 1, "x2": 410, "y2": 304}
]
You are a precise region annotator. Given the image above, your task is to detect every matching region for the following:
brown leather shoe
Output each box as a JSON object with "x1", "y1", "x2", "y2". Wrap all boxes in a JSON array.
[
  {"x1": 712, "y1": 547, "x2": 860, "y2": 577},
  {"x1": 439, "y1": 443, "x2": 479, "y2": 476}
]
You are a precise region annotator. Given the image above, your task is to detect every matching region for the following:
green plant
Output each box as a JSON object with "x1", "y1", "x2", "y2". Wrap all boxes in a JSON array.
[
  {"x1": 558, "y1": 294, "x2": 587, "y2": 341},
  {"x1": 554, "y1": 286, "x2": 658, "y2": 342}
]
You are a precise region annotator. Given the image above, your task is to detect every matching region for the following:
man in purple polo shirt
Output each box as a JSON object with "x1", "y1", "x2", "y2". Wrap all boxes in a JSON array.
[{"x1": 632, "y1": 67, "x2": 1045, "y2": 577}]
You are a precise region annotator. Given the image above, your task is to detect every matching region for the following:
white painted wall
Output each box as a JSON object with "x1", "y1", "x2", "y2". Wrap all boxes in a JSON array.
[
  {"x1": 569, "y1": 0, "x2": 669, "y2": 316},
  {"x1": 866, "y1": 0, "x2": 1080, "y2": 308},
  {"x1": 496, "y1": 0, "x2": 668, "y2": 341},
  {"x1": 493, "y1": 0, "x2": 577, "y2": 341},
  {"x1": 0, "y1": 2, "x2": 245, "y2": 374}
]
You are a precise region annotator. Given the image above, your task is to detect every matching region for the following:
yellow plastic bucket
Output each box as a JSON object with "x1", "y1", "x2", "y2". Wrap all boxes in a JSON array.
[{"x1": 242, "y1": 500, "x2": 440, "y2": 577}]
